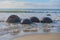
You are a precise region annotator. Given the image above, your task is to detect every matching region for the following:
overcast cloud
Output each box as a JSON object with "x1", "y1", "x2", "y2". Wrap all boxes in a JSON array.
[{"x1": 0, "y1": 0, "x2": 59, "y2": 9}]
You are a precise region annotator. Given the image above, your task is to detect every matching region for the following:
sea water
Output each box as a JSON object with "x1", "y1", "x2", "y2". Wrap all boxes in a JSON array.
[
  {"x1": 0, "y1": 13, "x2": 60, "y2": 21},
  {"x1": 0, "y1": 21, "x2": 60, "y2": 40},
  {"x1": 0, "y1": 13, "x2": 60, "y2": 32},
  {"x1": 0, "y1": 9, "x2": 60, "y2": 40}
]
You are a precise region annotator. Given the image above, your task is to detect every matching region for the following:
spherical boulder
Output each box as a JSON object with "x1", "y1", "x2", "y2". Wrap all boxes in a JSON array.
[
  {"x1": 47, "y1": 14, "x2": 51, "y2": 16},
  {"x1": 6, "y1": 15, "x2": 21, "y2": 23},
  {"x1": 21, "y1": 19, "x2": 33, "y2": 24},
  {"x1": 30, "y1": 17, "x2": 40, "y2": 23},
  {"x1": 41, "y1": 17, "x2": 53, "y2": 23}
]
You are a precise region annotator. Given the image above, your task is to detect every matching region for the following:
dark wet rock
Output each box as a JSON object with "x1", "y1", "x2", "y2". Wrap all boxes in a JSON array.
[
  {"x1": 21, "y1": 19, "x2": 33, "y2": 24},
  {"x1": 30, "y1": 17, "x2": 40, "y2": 23},
  {"x1": 47, "y1": 14, "x2": 51, "y2": 16},
  {"x1": 41, "y1": 17, "x2": 53, "y2": 23},
  {"x1": 6, "y1": 15, "x2": 21, "y2": 23}
]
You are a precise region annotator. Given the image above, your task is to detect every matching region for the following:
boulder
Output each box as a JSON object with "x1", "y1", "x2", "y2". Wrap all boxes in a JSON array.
[
  {"x1": 6, "y1": 15, "x2": 21, "y2": 23},
  {"x1": 21, "y1": 19, "x2": 32, "y2": 24},
  {"x1": 41, "y1": 17, "x2": 53, "y2": 23},
  {"x1": 30, "y1": 17, "x2": 40, "y2": 23}
]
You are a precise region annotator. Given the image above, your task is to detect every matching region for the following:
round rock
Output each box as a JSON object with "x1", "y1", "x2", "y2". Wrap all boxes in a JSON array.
[
  {"x1": 30, "y1": 17, "x2": 40, "y2": 23},
  {"x1": 6, "y1": 15, "x2": 21, "y2": 23},
  {"x1": 41, "y1": 17, "x2": 53, "y2": 23},
  {"x1": 21, "y1": 19, "x2": 33, "y2": 24}
]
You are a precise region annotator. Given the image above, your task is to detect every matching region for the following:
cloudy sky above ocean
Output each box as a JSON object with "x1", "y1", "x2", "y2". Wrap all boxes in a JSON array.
[{"x1": 0, "y1": 0, "x2": 60, "y2": 9}]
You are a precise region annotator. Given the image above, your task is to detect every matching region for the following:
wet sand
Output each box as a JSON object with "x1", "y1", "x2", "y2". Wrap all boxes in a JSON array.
[{"x1": 13, "y1": 33, "x2": 60, "y2": 40}]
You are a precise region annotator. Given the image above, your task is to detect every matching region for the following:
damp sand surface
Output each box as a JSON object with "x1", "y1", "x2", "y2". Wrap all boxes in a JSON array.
[{"x1": 13, "y1": 33, "x2": 60, "y2": 40}]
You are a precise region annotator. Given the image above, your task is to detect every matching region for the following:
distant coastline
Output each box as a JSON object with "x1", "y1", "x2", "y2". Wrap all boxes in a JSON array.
[{"x1": 0, "y1": 9, "x2": 60, "y2": 13}]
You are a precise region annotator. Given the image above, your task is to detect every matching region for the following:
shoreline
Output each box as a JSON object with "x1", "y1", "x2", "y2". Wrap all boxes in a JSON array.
[{"x1": 13, "y1": 33, "x2": 60, "y2": 40}]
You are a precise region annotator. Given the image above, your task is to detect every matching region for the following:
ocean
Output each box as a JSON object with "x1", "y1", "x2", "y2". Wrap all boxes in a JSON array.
[{"x1": 0, "y1": 9, "x2": 60, "y2": 40}]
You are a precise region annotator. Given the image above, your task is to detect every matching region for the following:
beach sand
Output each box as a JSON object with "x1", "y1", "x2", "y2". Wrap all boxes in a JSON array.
[{"x1": 13, "y1": 33, "x2": 60, "y2": 40}]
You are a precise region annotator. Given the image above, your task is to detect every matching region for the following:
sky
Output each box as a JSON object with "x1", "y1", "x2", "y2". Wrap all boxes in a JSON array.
[{"x1": 0, "y1": 0, "x2": 60, "y2": 9}]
